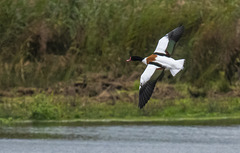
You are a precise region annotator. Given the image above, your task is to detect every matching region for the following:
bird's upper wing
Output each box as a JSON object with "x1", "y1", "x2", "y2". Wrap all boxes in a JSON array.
[
  {"x1": 139, "y1": 64, "x2": 165, "y2": 109},
  {"x1": 154, "y1": 25, "x2": 184, "y2": 56}
]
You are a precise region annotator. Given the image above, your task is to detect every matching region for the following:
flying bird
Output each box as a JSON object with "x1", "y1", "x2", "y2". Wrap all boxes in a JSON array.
[{"x1": 126, "y1": 25, "x2": 185, "y2": 109}]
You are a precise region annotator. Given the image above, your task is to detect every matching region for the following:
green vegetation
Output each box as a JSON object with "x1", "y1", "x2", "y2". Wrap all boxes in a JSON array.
[
  {"x1": 1, "y1": 84, "x2": 240, "y2": 124},
  {"x1": 0, "y1": 0, "x2": 240, "y2": 89},
  {"x1": 0, "y1": 0, "x2": 240, "y2": 123}
]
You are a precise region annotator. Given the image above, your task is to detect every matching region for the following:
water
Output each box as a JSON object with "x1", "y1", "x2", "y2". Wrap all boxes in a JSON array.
[{"x1": 0, "y1": 123, "x2": 240, "y2": 153}]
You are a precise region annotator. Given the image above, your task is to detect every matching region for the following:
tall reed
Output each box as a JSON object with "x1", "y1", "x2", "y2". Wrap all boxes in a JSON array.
[{"x1": 0, "y1": 0, "x2": 239, "y2": 89}]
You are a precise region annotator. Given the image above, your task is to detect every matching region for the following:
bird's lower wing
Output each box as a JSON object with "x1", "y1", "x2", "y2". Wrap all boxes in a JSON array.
[{"x1": 139, "y1": 66, "x2": 165, "y2": 109}]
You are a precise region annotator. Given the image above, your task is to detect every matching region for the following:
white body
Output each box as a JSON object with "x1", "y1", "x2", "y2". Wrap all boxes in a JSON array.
[
  {"x1": 141, "y1": 33, "x2": 185, "y2": 77},
  {"x1": 142, "y1": 56, "x2": 184, "y2": 77},
  {"x1": 155, "y1": 56, "x2": 184, "y2": 70}
]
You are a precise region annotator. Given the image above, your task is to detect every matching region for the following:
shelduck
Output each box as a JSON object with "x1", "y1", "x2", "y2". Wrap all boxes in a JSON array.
[{"x1": 126, "y1": 25, "x2": 185, "y2": 109}]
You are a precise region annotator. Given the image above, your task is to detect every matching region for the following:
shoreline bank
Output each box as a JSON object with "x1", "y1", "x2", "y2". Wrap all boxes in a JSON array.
[{"x1": 2, "y1": 116, "x2": 240, "y2": 126}]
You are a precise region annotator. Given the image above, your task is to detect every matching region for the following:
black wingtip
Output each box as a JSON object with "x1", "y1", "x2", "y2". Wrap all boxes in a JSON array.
[
  {"x1": 178, "y1": 24, "x2": 184, "y2": 27},
  {"x1": 138, "y1": 80, "x2": 157, "y2": 109},
  {"x1": 138, "y1": 104, "x2": 144, "y2": 109},
  {"x1": 138, "y1": 97, "x2": 147, "y2": 109},
  {"x1": 179, "y1": 25, "x2": 184, "y2": 31},
  {"x1": 168, "y1": 25, "x2": 184, "y2": 42},
  {"x1": 138, "y1": 101, "x2": 146, "y2": 109}
]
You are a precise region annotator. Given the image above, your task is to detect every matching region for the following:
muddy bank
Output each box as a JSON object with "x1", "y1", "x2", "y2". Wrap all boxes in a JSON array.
[{"x1": 1, "y1": 72, "x2": 240, "y2": 104}]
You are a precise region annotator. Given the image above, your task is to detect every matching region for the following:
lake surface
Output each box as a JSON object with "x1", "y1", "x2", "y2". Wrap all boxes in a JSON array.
[{"x1": 0, "y1": 122, "x2": 240, "y2": 153}]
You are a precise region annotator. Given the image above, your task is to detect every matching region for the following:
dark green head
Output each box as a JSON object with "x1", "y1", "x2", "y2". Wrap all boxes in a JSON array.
[{"x1": 126, "y1": 56, "x2": 144, "y2": 62}]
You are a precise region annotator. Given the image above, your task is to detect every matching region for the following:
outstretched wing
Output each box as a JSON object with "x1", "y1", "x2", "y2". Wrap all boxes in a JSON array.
[
  {"x1": 139, "y1": 64, "x2": 165, "y2": 109},
  {"x1": 138, "y1": 26, "x2": 184, "y2": 108},
  {"x1": 154, "y1": 25, "x2": 184, "y2": 56}
]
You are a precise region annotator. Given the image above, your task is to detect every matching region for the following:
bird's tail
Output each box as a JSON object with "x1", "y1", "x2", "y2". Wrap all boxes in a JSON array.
[{"x1": 170, "y1": 59, "x2": 185, "y2": 76}]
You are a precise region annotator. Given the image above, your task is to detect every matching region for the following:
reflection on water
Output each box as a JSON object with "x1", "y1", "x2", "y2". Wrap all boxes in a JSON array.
[{"x1": 0, "y1": 123, "x2": 240, "y2": 153}]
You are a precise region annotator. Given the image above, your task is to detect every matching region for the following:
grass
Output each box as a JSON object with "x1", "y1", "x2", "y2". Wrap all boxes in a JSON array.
[{"x1": 1, "y1": 90, "x2": 240, "y2": 124}]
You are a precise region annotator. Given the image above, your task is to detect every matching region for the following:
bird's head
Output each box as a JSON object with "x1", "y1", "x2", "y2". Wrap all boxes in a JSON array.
[{"x1": 126, "y1": 56, "x2": 144, "y2": 62}]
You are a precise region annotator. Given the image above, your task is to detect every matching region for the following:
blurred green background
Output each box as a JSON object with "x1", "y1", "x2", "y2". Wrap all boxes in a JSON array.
[
  {"x1": 0, "y1": 0, "x2": 239, "y2": 88},
  {"x1": 0, "y1": 0, "x2": 240, "y2": 121}
]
